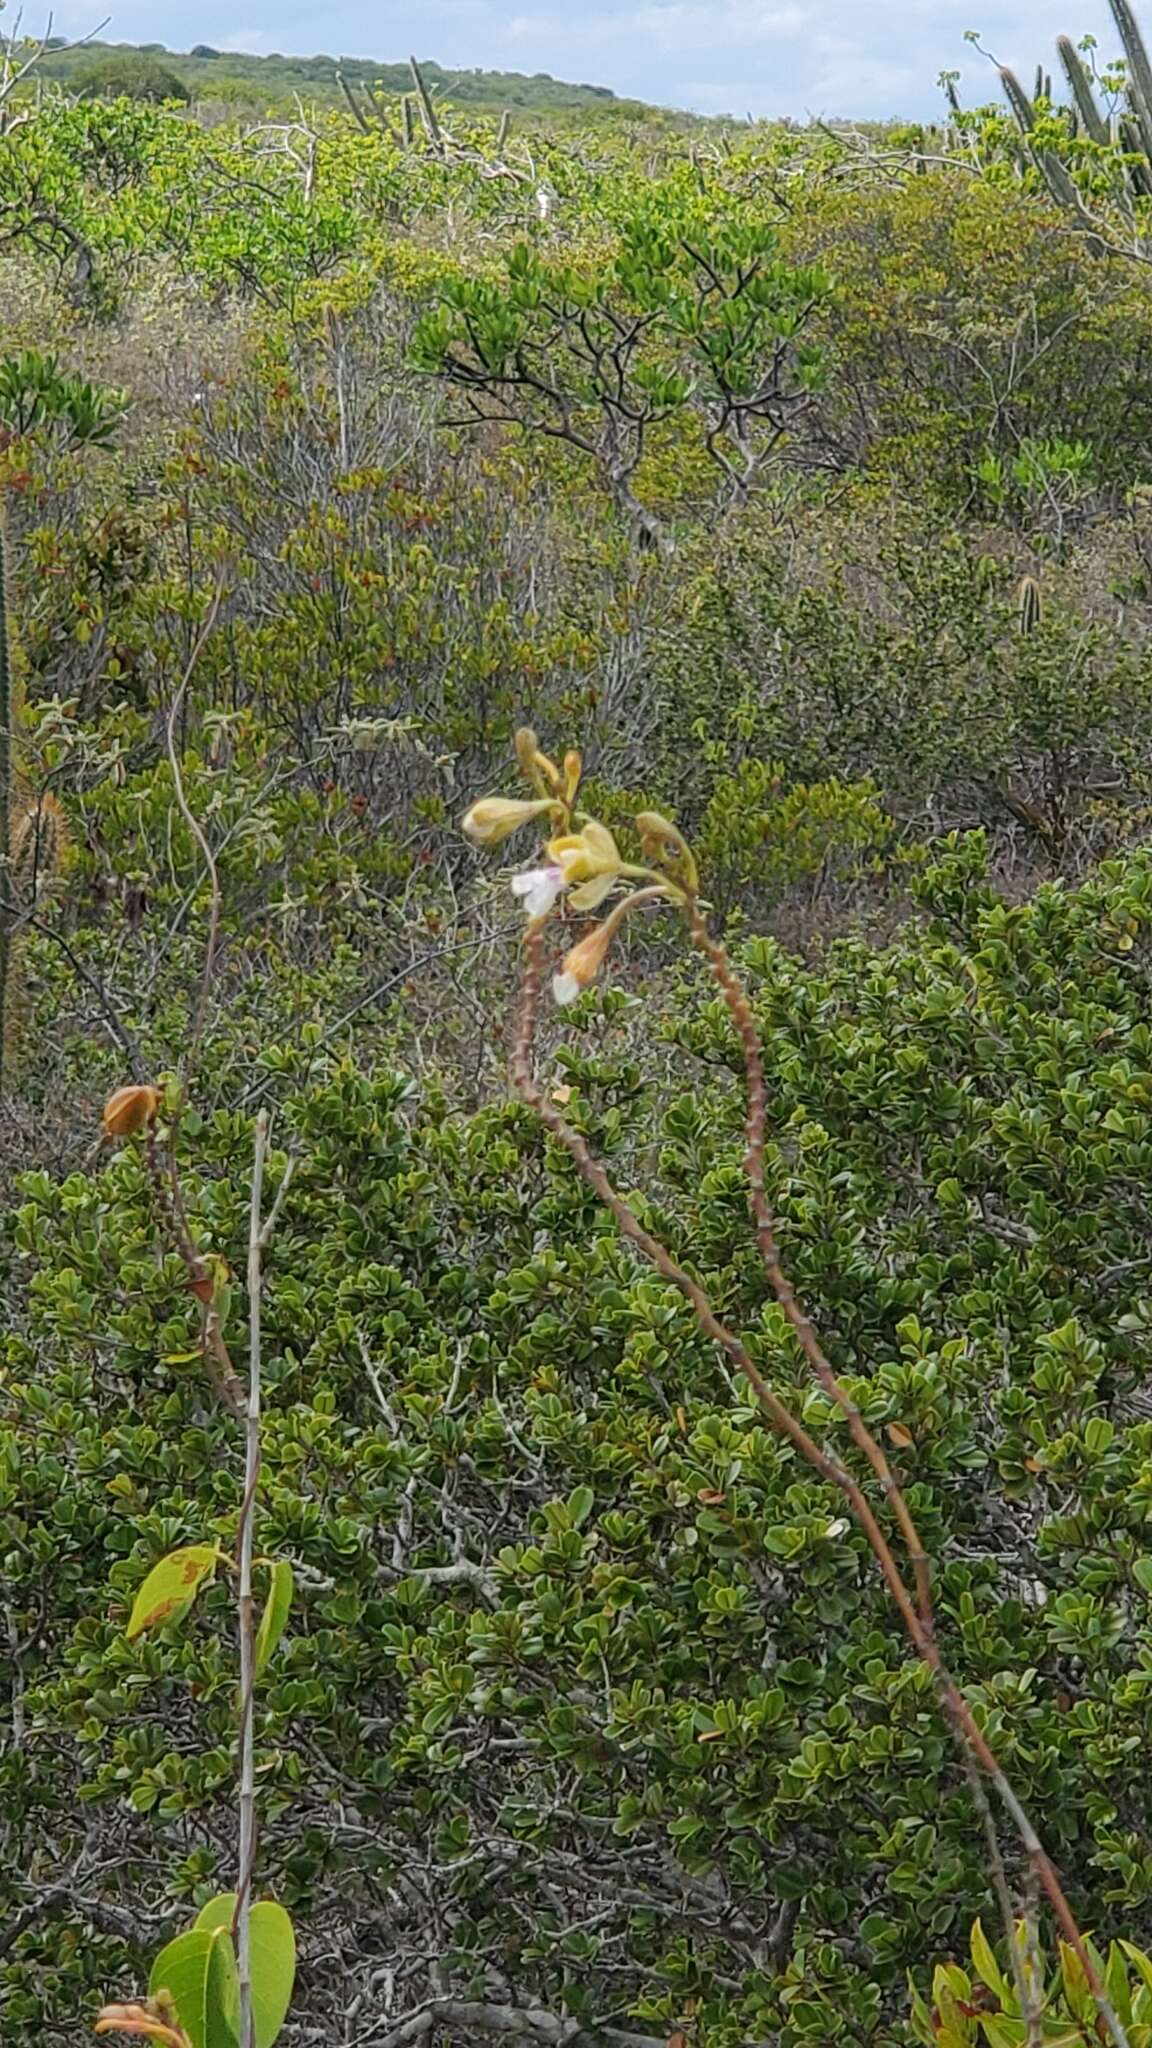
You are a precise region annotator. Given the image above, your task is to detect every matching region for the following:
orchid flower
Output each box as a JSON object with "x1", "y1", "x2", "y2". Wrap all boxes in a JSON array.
[{"x1": 546, "y1": 820, "x2": 625, "y2": 910}]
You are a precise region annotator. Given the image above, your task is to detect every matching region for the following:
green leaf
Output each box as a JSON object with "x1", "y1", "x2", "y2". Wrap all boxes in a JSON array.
[
  {"x1": 908, "y1": 1974, "x2": 938, "y2": 2045},
  {"x1": 1058, "y1": 1940, "x2": 1095, "y2": 2025},
  {"x1": 254, "y1": 1560, "x2": 293, "y2": 1681},
  {"x1": 194, "y1": 1896, "x2": 296, "y2": 2048},
  {"x1": 149, "y1": 1925, "x2": 239, "y2": 2048},
  {"x1": 979, "y1": 2019, "x2": 1027, "y2": 2048},
  {"x1": 567, "y1": 1485, "x2": 595, "y2": 1527},
  {"x1": 1105, "y1": 1940, "x2": 1134, "y2": 2028},
  {"x1": 1121, "y1": 1940, "x2": 1152, "y2": 1998},
  {"x1": 970, "y1": 1917, "x2": 1008, "y2": 2002},
  {"x1": 1133, "y1": 1557, "x2": 1152, "y2": 1594},
  {"x1": 127, "y1": 1545, "x2": 225, "y2": 1639}
]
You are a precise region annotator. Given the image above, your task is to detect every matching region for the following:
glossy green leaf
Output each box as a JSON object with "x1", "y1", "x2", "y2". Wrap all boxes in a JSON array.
[
  {"x1": 149, "y1": 1925, "x2": 239, "y2": 2048},
  {"x1": 194, "y1": 1896, "x2": 296, "y2": 2048},
  {"x1": 253, "y1": 1560, "x2": 293, "y2": 1681},
  {"x1": 979, "y1": 2022, "x2": 1027, "y2": 2048},
  {"x1": 1122, "y1": 1941, "x2": 1152, "y2": 1998}
]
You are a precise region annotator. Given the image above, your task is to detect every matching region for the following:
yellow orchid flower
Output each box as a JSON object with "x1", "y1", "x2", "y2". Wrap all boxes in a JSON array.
[{"x1": 546, "y1": 820, "x2": 623, "y2": 908}]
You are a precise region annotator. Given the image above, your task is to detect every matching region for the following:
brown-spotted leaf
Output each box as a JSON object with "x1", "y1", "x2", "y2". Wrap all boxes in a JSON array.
[{"x1": 126, "y1": 1546, "x2": 225, "y2": 1640}]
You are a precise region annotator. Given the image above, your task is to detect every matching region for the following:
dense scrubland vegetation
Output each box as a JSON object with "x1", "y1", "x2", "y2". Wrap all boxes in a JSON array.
[{"x1": 15, "y1": 10, "x2": 1152, "y2": 2045}]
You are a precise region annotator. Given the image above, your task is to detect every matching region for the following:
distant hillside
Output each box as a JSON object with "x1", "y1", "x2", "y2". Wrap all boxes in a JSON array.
[{"x1": 35, "y1": 39, "x2": 646, "y2": 116}]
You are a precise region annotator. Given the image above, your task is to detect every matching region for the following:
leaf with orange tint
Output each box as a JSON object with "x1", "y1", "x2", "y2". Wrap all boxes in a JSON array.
[{"x1": 126, "y1": 1546, "x2": 226, "y2": 1640}]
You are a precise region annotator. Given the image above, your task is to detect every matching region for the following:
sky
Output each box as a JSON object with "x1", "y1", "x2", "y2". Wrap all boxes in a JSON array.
[{"x1": 45, "y1": 0, "x2": 1127, "y2": 119}]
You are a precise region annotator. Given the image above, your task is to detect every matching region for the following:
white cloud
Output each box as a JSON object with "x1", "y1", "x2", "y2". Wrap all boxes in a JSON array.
[
  {"x1": 216, "y1": 28, "x2": 276, "y2": 51},
  {"x1": 490, "y1": 0, "x2": 1122, "y2": 113},
  {"x1": 630, "y1": 0, "x2": 808, "y2": 46},
  {"x1": 64, "y1": 0, "x2": 1127, "y2": 118}
]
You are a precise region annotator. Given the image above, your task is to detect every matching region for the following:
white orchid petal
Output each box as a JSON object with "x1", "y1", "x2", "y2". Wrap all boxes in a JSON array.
[
  {"x1": 552, "y1": 971, "x2": 581, "y2": 1005},
  {"x1": 511, "y1": 865, "x2": 565, "y2": 919}
]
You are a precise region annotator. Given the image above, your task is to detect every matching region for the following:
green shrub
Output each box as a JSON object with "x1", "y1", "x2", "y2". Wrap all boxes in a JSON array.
[
  {"x1": 647, "y1": 499, "x2": 1152, "y2": 881},
  {"x1": 10, "y1": 840, "x2": 1152, "y2": 2041},
  {"x1": 10, "y1": 73, "x2": 1152, "y2": 2048},
  {"x1": 786, "y1": 173, "x2": 1152, "y2": 503}
]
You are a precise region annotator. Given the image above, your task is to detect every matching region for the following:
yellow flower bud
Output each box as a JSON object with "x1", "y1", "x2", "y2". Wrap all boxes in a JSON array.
[
  {"x1": 633, "y1": 809, "x2": 682, "y2": 846},
  {"x1": 633, "y1": 810, "x2": 698, "y2": 893},
  {"x1": 514, "y1": 726, "x2": 541, "y2": 779},
  {"x1": 102, "y1": 1085, "x2": 161, "y2": 1139},
  {"x1": 552, "y1": 893, "x2": 636, "y2": 1004},
  {"x1": 461, "y1": 796, "x2": 554, "y2": 846},
  {"x1": 94, "y1": 2005, "x2": 189, "y2": 2047}
]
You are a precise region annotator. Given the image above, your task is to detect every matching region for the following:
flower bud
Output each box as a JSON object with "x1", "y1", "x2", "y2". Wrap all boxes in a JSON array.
[
  {"x1": 94, "y1": 2004, "x2": 189, "y2": 2047},
  {"x1": 513, "y1": 725, "x2": 564, "y2": 795},
  {"x1": 102, "y1": 1085, "x2": 160, "y2": 1139},
  {"x1": 633, "y1": 810, "x2": 698, "y2": 892},
  {"x1": 461, "y1": 795, "x2": 553, "y2": 846},
  {"x1": 633, "y1": 809, "x2": 683, "y2": 847},
  {"x1": 514, "y1": 726, "x2": 541, "y2": 778},
  {"x1": 552, "y1": 899, "x2": 631, "y2": 1004}
]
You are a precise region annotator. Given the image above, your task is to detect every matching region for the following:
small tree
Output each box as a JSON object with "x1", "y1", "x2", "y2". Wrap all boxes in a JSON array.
[{"x1": 412, "y1": 203, "x2": 828, "y2": 548}]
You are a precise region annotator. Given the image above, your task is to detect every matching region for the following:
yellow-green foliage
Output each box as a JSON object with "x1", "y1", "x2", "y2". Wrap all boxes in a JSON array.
[
  {"x1": 913, "y1": 1918, "x2": 1152, "y2": 2047},
  {"x1": 783, "y1": 174, "x2": 1152, "y2": 497},
  {"x1": 695, "y1": 756, "x2": 894, "y2": 915}
]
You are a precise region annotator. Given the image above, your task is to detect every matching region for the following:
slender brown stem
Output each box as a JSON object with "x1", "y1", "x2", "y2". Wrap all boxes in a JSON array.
[
  {"x1": 685, "y1": 902, "x2": 935, "y2": 1628},
  {"x1": 143, "y1": 1121, "x2": 246, "y2": 1417},
  {"x1": 512, "y1": 926, "x2": 925, "y2": 1605},
  {"x1": 511, "y1": 920, "x2": 1129, "y2": 2048},
  {"x1": 234, "y1": 1107, "x2": 269, "y2": 2048},
  {"x1": 165, "y1": 584, "x2": 224, "y2": 1062},
  {"x1": 959, "y1": 1748, "x2": 1041, "y2": 2040}
]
